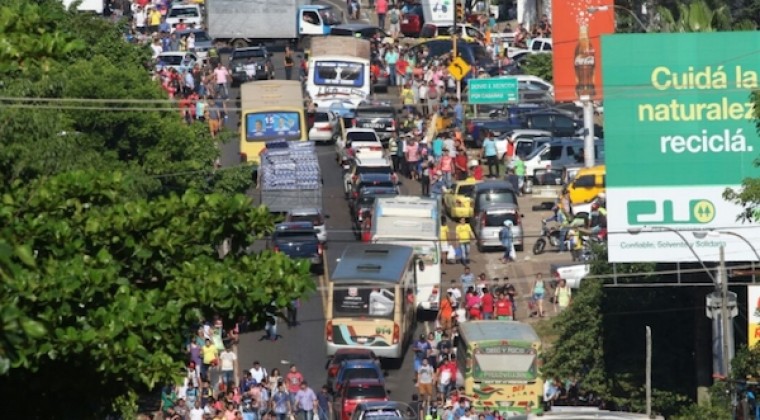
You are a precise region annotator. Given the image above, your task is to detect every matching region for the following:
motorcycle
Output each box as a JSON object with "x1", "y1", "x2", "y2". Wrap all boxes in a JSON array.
[{"x1": 532, "y1": 220, "x2": 563, "y2": 255}]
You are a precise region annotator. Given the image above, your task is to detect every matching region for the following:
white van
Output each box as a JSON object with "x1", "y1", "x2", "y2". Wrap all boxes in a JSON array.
[{"x1": 307, "y1": 55, "x2": 371, "y2": 109}]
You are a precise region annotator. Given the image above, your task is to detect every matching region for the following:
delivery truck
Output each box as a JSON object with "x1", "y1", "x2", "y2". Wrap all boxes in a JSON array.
[
  {"x1": 306, "y1": 37, "x2": 371, "y2": 108},
  {"x1": 207, "y1": 0, "x2": 343, "y2": 48}
]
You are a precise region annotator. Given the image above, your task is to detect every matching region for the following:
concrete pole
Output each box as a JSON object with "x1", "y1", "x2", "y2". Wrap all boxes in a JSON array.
[
  {"x1": 581, "y1": 95, "x2": 595, "y2": 167},
  {"x1": 646, "y1": 325, "x2": 652, "y2": 418},
  {"x1": 720, "y1": 246, "x2": 731, "y2": 379}
]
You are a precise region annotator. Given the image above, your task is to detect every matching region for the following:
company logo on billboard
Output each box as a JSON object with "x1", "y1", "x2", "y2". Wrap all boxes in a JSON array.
[{"x1": 627, "y1": 199, "x2": 716, "y2": 225}]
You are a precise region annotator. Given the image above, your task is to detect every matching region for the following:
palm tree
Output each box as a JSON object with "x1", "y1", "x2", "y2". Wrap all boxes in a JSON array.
[{"x1": 654, "y1": 0, "x2": 734, "y2": 32}]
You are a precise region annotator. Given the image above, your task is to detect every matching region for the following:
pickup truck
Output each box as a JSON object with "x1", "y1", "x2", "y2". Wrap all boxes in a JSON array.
[
  {"x1": 508, "y1": 37, "x2": 553, "y2": 59},
  {"x1": 352, "y1": 105, "x2": 398, "y2": 145},
  {"x1": 550, "y1": 263, "x2": 590, "y2": 289}
]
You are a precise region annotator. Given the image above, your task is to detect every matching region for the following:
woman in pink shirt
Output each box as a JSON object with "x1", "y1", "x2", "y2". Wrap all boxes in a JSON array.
[
  {"x1": 439, "y1": 152, "x2": 453, "y2": 186},
  {"x1": 405, "y1": 139, "x2": 420, "y2": 180},
  {"x1": 465, "y1": 291, "x2": 482, "y2": 320}
]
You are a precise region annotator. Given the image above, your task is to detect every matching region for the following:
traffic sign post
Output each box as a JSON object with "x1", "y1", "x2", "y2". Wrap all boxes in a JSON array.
[
  {"x1": 448, "y1": 57, "x2": 470, "y2": 82},
  {"x1": 467, "y1": 77, "x2": 519, "y2": 104}
]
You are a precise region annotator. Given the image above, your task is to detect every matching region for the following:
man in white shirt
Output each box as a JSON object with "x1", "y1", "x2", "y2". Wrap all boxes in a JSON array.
[
  {"x1": 250, "y1": 360, "x2": 268, "y2": 384},
  {"x1": 189, "y1": 400, "x2": 205, "y2": 420},
  {"x1": 219, "y1": 347, "x2": 237, "y2": 386}
]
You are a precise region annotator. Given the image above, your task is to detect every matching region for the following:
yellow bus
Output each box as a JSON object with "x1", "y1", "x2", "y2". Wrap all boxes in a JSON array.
[
  {"x1": 239, "y1": 80, "x2": 307, "y2": 166},
  {"x1": 457, "y1": 321, "x2": 544, "y2": 416},
  {"x1": 325, "y1": 244, "x2": 419, "y2": 360}
]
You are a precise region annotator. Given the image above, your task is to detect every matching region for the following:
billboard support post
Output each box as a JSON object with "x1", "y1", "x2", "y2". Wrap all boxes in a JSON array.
[{"x1": 581, "y1": 95, "x2": 595, "y2": 167}]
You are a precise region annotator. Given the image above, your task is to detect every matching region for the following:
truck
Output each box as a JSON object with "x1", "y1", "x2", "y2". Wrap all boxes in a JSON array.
[
  {"x1": 507, "y1": 37, "x2": 553, "y2": 59},
  {"x1": 550, "y1": 263, "x2": 590, "y2": 289},
  {"x1": 239, "y1": 80, "x2": 307, "y2": 168},
  {"x1": 307, "y1": 37, "x2": 372, "y2": 108},
  {"x1": 259, "y1": 140, "x2": 323, "y2": 213},
  {"x1": 207, "y1": 0, "x2": 343, "y2": 49},
  {"x1": 61, "y1": 0, "x2": 104, "y2": 13},
  {"x1": 371, "y1": 196, "x2": 442, "y2": 313}
]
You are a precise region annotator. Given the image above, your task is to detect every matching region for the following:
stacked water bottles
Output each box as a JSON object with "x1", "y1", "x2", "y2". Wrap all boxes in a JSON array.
[{"x1": 260, "y1": 140, "x2": 321, "y2": 190}]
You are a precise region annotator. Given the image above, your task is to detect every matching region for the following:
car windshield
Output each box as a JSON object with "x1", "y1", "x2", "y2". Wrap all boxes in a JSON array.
[
  {"x1": 477, "y1": 190, "x2": 517, "y2": 208},
  {"x1": 457, "y1": 184, "x2": 476, "y2": 196},
  {"x1": 289, "y1": 215, "x2": 323, "y2": 226},
  {"x1": 358, "y1": 180, "x2": 394, "y2": 190},
  {"x1": 169, "y1": 7, "x2": 199, "y2": 18},
  {"x1": 346, "y1": 385, "x2": 386, "y2": 399},
  {"x1": 158, "y1": 55, "x2": 185, "y2": 65},
  {"x1": 335, "y1": 353, "x2": 374, "y2": 364},
  {"x1": 347, "y1": 132, "x2": 379, "y2": 143},
  {"x1": 485, "y1": 211, "x2": 518, "y2": 227},
  {"x1": 312, "y1": 113, "x2": 331, "y2": 122},
  {"x1": 361, "y1": 409, "x2": 403, "y2": 420},
  {"x1": 357, "y1": 166, "x2": 392, "y2": 175},
  {"x1": 275, "y1": 231, "x2": 316, "y2": 241},
  {"x1": 343, "y1": 368, "x2": 381, "y2": 381},
  {"x1": 233, "y1": 49, "x2": 266, "y2": 59},
  {"x1": 357, "y1": 108, "x2": 394, "y2": 117}
]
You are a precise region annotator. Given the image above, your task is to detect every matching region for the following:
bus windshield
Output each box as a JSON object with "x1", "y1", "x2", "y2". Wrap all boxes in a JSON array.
[
  {"x1": 472, "y1": 345, "x2": 538, "y2": 382},
  {"x1": 245, "y1": 111, "x2": 302, "y2": 141},
  {"x1": 333, "y1": 284, "x2": 395, "y2": 319},
  {"x1": 314, "y1": 61, "x2": 365, "y2": 87}
]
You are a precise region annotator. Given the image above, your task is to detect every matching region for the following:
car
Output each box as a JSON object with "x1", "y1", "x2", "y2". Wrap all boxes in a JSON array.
[
  {"x1": 229, "y1": 46, "x2": 274, "y2": 85},
  {"x1": 350, "y1": 401, "x2": 406, "y2": 420},
  {"x1": 270, "y1": 222, "x2": 324, "y2": 272},
  {"x1": 155, "y1": 52, "x2": 197, "y2": 73},
  {"x1": 408, "y1": 40, "x2": 497, "y2": 76},
  {"x1": 521, "y1": 111, "x2": 582, "y2": 137},
  {"x1": 352, "y1": 105, "x2": 398, "y2": 145},
  {"x1": 336, "y1": 129, "x2": 383, "y2": 166},
  {"x1": 332, "y1": 359, "x2": 385, "y2": 395},
  {"x1": 175, "y1": 28, "x2": 215, "y2": 61},
  {"x1": 348, "y1": 173, "x2": 397, "y2": 201},
  {"x1": 494, "y1": 129, "x2": 552, "y2": 159},
  {"x1": 308, "y1": 110, "x2": 341, "y2": 143},
  {"x1": 330, "y1": 23, "x2": 390, "y2": 41},
  {"x1": 419, "y1": 23, "x2": 485, "y2": 43},
  {"x1": 443, "y1": 178, "x2": 481, "y2": 219},
  {"x1": 165, "y1": 4, "x2": 202, "y2": 31},
  {"x1": 284, "y1": 208, "x2": 328, "y2": 244},
  {"x1": 343, "y1": 157, "x2": 396, "y2": 196},
  {"x1": 348, "y1": 188, "x2": 399, "y2": 238},
  {"x1": 523, "y1": 138, "x2": 605, "y2": 178},
  {"x1": 470, "y1": 180, "x2": 520, "y2": 217},
  {"x1": 334, "y1": 379, "x2": 388, "y2": 420},
  {"x1": 325, "y1": 349, "x2": 379, "y2": 389},
  {"x1": 329, "y1": 100, "x2": 358, "y2": 118},
  {"x1": 472, "y1": 203, "x2": 525, "y2": 252}
]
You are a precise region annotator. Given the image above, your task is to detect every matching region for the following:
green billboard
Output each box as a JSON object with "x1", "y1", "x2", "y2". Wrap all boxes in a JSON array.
[{"x1": 602, "y1": 32, "x2": 760, "y2": 263}]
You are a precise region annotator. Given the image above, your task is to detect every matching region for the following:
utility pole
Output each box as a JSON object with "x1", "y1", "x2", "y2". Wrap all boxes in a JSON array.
[
  {"x1": 453, "y1": 1, "x2": 460, "y2": 103},
  {"x1": 646, "y1": 326, "x2": 652, "y2": 418},
  {"x1": 720, "y1": 246, "x2": 731, "y2": 379}
]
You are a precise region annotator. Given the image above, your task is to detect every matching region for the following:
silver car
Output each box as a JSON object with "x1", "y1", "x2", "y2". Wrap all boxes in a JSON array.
[
  {"x1": 284, "y1": 208, "x2": 328, "y2": 244},
  {"x1": 471, "y1": 203, "x2": 525, "y2": 252}
]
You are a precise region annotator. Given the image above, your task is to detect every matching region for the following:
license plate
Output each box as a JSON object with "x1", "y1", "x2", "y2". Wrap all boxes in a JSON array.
[
  {"x1": 363, "y1": 123, "x2": 385, "y2": 129},
  {"x1": 402, "y1": 19, "x2": 409, "y2": 24},
  {"x1": 357, "y1": 337, "x2": 368, "y2": 344}
]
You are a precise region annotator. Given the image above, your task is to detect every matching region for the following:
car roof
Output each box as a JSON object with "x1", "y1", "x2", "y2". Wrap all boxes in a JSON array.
[
  {"x1": 482, "y1": 203, "x2": 520, "y2": 212},
  {"x1": 355, "y1": 158, "x2": 391, "y2": 167},
  {"x1": 275, "y1": 221, "x2": 315, "y2": 231},
  {"x1": 346, "y1": 128, "x2": 379, "y2": 134},
  {"x1": 345, "y1": 378, "x2": 385, "y2": 386},
  {"x1": 359, "y1": 189, "x2": 397, "y2": 197},
  {"x1": 342, "y1": 359, "x2": 381, "y2": 368},
  {"x1": 356, "y1": 401, "x2": 405, "y2": 410},
  {"x1": 474, "y1": 180, "x2": 518, "y2": 191},
  {"x1": 358, "y1": 173, "x2": 393, "y2": 181}
]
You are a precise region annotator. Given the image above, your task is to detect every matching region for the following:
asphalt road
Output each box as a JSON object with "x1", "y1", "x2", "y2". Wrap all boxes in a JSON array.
[{"x1": 219, "y1": 4, "x2": 576, "y2": 406}]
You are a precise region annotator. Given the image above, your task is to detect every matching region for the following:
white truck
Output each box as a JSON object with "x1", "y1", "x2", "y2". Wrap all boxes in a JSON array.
[
  {"x1": 207, "y1": 0, "x2": 342, "y2": 48},
  {"x1": 61, "y1": 0, "x2": 104, "y2": 13},
  {"x1": 508, "y1": 37, "x2": 553, "y2": 59},
  {"x1": 550, "y1": 263, "x2": 590, "y2": 289},
  {"x1": 371, "y1": 196, "x2": 442, "y2": 313}
]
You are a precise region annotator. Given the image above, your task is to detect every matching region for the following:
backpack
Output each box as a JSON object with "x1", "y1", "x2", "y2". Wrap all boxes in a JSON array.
[{"x1": 390, "y1": 11, "x2": 399, "y2": 24}]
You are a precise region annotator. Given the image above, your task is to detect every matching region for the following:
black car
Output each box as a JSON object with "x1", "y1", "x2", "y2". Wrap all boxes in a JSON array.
[
  {"x1": 353, "y1": 105, "x2": 398, "y2": 145},
  {"x1": 270, "y1": 222, "x2": 324, "y2": 272},
  {"x1": 349, "y1": 189, "x2": 399, "y2": 237},
  {"x1": 229, "y1": 46, "x2": 274, "y2": 85},
  {"x1": 330, "y1": 23, "x2": 389, "y2": 40},
  {"x1": 521, "y1": 111, "x2": 583, "y2": 137}
]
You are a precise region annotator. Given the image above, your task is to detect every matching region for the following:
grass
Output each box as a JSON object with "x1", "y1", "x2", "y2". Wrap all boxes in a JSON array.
[{"x1": 532, "y1": 317, "x2": 560, "y2": 349}]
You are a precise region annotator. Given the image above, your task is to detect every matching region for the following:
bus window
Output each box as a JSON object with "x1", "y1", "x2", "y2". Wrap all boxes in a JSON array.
[{"x1": 333, "y1": 285, "x2": 395, "y2": 318}]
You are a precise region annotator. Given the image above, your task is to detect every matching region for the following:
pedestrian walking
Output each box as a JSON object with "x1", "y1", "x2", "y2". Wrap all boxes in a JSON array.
[
  {"x1": 532, "y1": 273, "x2": 547, "y2": 317},
  {"x1": 294, "y1": 381, "x2": 318, "y2": 420},
  {"x1": 376, "y1": 0, "x2": 388, "y2": 29},
  {"x1": 498, "y1": 220, "x2": 515, "y2": 263},
  {"x1": 284, "y1": 46, "x2": 295, "y2": 80},
  {"x1": 417, "y1": 358, "x2": 436, "y2": 404},
  {"x1": 455, "y1": 218, "x2": 475, "y2": 265},
  {"x1": 316, "y1": 386, "x2": 333, "y2": 420},
  {"x1": 481, "y1": 130, "x2": 499, "y2": 177},
  {"x1": 554, "y1": 279, "x2": 572, "y2": 312},
  {"x1": 387, "y1": 4, "x2": 401, "y2": 38}
]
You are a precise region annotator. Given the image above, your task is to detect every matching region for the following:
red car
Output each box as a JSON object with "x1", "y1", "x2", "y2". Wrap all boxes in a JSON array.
[
  {"x1": 333, "y1": 379, "x2": 388, "y2": 420},
  {"x1": 326, "y1": 348, "x2": 378, "y2": 389}
]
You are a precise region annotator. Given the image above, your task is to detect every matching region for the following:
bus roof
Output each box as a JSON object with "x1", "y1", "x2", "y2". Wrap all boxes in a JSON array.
[
  {"x1": 375, "y1": 196, "x2": 438, "y2": 219},
  {"x1": 240, "y1": 80, "x2": 304, "y2": 111},
  {"x1": 458, "y1": 321, "x2": 540, "y2": 343},
  {"x1": 519, "y1": 407, "x2": 665, "y2": 419},
  {"x1": 372, "y1": 216, "x2": 437, "y2": 240},
  {"x1": 332, "y1": 244, "x2": 414, "y2": 284}
]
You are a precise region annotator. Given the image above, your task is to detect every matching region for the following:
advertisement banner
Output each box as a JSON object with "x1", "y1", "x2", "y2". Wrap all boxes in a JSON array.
[
  {"x1": 749, "y1": 286, "x2": 760, "y2": 348},
  {"x1": 552, "y1": 0, "x2": 615, "y2": 101},
  {"x1": 603, "y1": 32, "x2": 760, "y2": 262}
]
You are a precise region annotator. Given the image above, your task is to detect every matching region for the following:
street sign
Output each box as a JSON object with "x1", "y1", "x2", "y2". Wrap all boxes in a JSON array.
[
  {"x1": 467, "y1": 77, "x2": 519, "y2": 104},
  {"x1": 448, "y1": 57, "x2": 471, "y2": 81}
]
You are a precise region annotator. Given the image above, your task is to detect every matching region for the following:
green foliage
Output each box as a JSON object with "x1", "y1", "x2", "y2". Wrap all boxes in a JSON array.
[
  {"x1": 655, "y1": 0, "x2": 735, "y2": 32},
  {"x1": 0, "y1": 171, "x2": 313, "y2": 417},
  {"x1": 521, "y1": 54, "x2": 553, "y2": 83}
]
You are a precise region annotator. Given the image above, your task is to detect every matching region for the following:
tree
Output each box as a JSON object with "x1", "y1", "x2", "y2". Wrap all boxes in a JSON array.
[
  {"x1": 0, "y1": 171, "x2": 314, "y2": 417},
  {"x1": 521, "y1": 54, "x2": 553, "y2": 83},
  {"x1": 655, "y1": 0, "x2": 735, "y2": 32}
]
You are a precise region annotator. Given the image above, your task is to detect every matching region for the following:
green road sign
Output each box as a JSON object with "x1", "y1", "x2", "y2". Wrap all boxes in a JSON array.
[{"x1": 468, "y1": 77, "x2": 518, "y2": 104}]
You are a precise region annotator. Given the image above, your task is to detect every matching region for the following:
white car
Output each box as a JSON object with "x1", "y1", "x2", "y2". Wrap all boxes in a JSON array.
[
  {"x1": 336, "y1": 128, "x2": 383, "y2": 167},
  {"x1": 165, "y1": 4, "x2": 203, "y2": 32},
  {"x1": 494, "y1": 129, "x2": 552, "y2": 159},
  {"x1": 284, "y1": 208, "x2": 328, "y2": 244},
  {"x1": 155, "y1": 52, "x2": 198, "y2": 73},
  {"x1": 513, "y1": 75, "x2": 554, "y2": 97},
  {"x1": 343, "y1": 156, "x2": 396, "y2": 196},
  {"x1": 308, "y1": 110, "x2": 340, "y2": 143}
]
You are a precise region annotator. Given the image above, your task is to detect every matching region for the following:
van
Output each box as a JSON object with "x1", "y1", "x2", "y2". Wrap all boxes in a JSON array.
[
  {"x1": 565, "y1": 165, "x2": 605, "y2": 205},
  {"x1": 523, "y1": 138, "x2": 604, "y2": 178}
]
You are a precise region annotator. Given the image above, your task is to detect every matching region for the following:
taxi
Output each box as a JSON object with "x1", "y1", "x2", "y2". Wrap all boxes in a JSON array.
[{"x1": 443, "y1": 178, "x2": 481, "y2": 219}]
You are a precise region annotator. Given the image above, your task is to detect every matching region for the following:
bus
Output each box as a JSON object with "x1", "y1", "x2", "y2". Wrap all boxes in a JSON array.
[
  {"x1": 306, "y1": 55, "x2": 371, "y2": 108},
  {"x1": 457, "y1": 321, "x2": 544, "y2": 416},
  {"x1": 239, "y1": 80, "x2": 307, "y2": 168},
  {"x1": 326, "y1": 244, "x2": 418, "y2": 360},
  {"x1": 371, "y1": 196, "x2": 442, "y2": 314}
]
